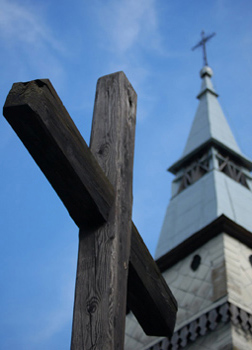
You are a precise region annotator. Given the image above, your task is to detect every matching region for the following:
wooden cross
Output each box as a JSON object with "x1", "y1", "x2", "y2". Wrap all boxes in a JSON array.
[{"x1": 3, "y1": 72, "x2": 177, "y2": 349}]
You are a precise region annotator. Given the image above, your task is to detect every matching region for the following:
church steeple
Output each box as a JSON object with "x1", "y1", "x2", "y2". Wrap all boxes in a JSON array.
[
  {"x1": 182, "y1": 65, "x2": 247, "y2": 161},
  {"x1": 155, "y1": 63, "x2": 252, "y2": 259},
  {"x1": 125, "y1": 40, "x2": 252, "y2": 350},
  {"x1": 169, "y1": 32, "x2": 252, "y2": 178}
]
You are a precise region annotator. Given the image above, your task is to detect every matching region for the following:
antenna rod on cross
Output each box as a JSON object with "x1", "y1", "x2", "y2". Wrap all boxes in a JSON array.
[{"x1": 192, "y1": 30, "x2": 216, "y2": 67}]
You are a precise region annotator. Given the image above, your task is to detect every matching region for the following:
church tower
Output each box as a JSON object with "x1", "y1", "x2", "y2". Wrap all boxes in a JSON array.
[{"x1": 125, "y1": 36, "x2": 252, "y2": 349}]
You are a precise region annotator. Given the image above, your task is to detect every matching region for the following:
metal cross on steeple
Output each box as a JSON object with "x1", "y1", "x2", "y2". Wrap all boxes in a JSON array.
[{"x1": 192, "y1": 30, "x2": 216, "y2": 67}]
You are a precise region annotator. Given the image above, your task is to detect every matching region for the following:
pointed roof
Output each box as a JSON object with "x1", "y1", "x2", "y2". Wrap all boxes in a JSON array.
[
  {"x1": 155, "y1": 66, "x2": 252, "y2": 259},
  {"x1": 184, "y1": 66, "x2": 240, "y2": 156},
  {"x1": 169, "y1": 66, "x2": 252, "y2": 174}
]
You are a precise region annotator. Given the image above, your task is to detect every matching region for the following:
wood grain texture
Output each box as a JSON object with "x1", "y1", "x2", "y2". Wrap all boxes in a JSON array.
[
  {"x1": 3, "y1": 79, "x2": 114, "y2": 229},
  {"x1": 71, "y1": 71, "x2": 136, "y2": 349}
]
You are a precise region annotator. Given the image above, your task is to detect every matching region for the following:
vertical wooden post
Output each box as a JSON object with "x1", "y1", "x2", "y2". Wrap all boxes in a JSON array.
[{"x1": 71, "y1": 72, "x2": 137, "y2": 349}]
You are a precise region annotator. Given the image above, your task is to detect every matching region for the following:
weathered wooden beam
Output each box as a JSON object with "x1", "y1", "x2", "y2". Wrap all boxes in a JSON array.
[
  {"x1": 71, "y1": 71, "x2": 136, "y2": 349},
  {"x1": 3, "y1": 79, "x2": 114, "y2": 229},
  {"x1": 128, "y1": 223, "x2": 177, "y2": 336},
  {"x1": 3, "y1": 76, "x2": 177, "y2": 337}
]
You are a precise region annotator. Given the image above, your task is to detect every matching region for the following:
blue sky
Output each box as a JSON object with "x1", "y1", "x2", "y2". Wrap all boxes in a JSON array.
[{"x1": 1, "y1": 0, "x2": 252, "y2": 349}]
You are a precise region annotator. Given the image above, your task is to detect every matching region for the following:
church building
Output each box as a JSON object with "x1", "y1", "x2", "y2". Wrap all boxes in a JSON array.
[{"x1": 125, "y1": 37, "x2": 252, "y2": 349}]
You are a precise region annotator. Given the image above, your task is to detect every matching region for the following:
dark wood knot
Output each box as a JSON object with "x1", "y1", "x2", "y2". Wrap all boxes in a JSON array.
[{"x1": 87, "y1": 297, "x2": 99, "y2": 314}]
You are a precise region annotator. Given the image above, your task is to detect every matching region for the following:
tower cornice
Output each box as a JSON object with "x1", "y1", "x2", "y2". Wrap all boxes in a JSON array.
[
  {"x1": 156, "y1": 214, "x2": 252, "y2": 272},
  {"x1": 169, "y1": 138, "x2": 252, "y2": 175}
]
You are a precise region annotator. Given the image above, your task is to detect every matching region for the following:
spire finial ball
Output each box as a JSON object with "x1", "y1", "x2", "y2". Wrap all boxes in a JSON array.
[{"x1": 200, "y1": 66, "x2": 213, "y2": 78}]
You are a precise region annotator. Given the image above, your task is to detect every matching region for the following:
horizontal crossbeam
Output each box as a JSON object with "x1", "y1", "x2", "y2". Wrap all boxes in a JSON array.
[{"x1": 4, "y1": 79, "x2": 114, "y2": 229}]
